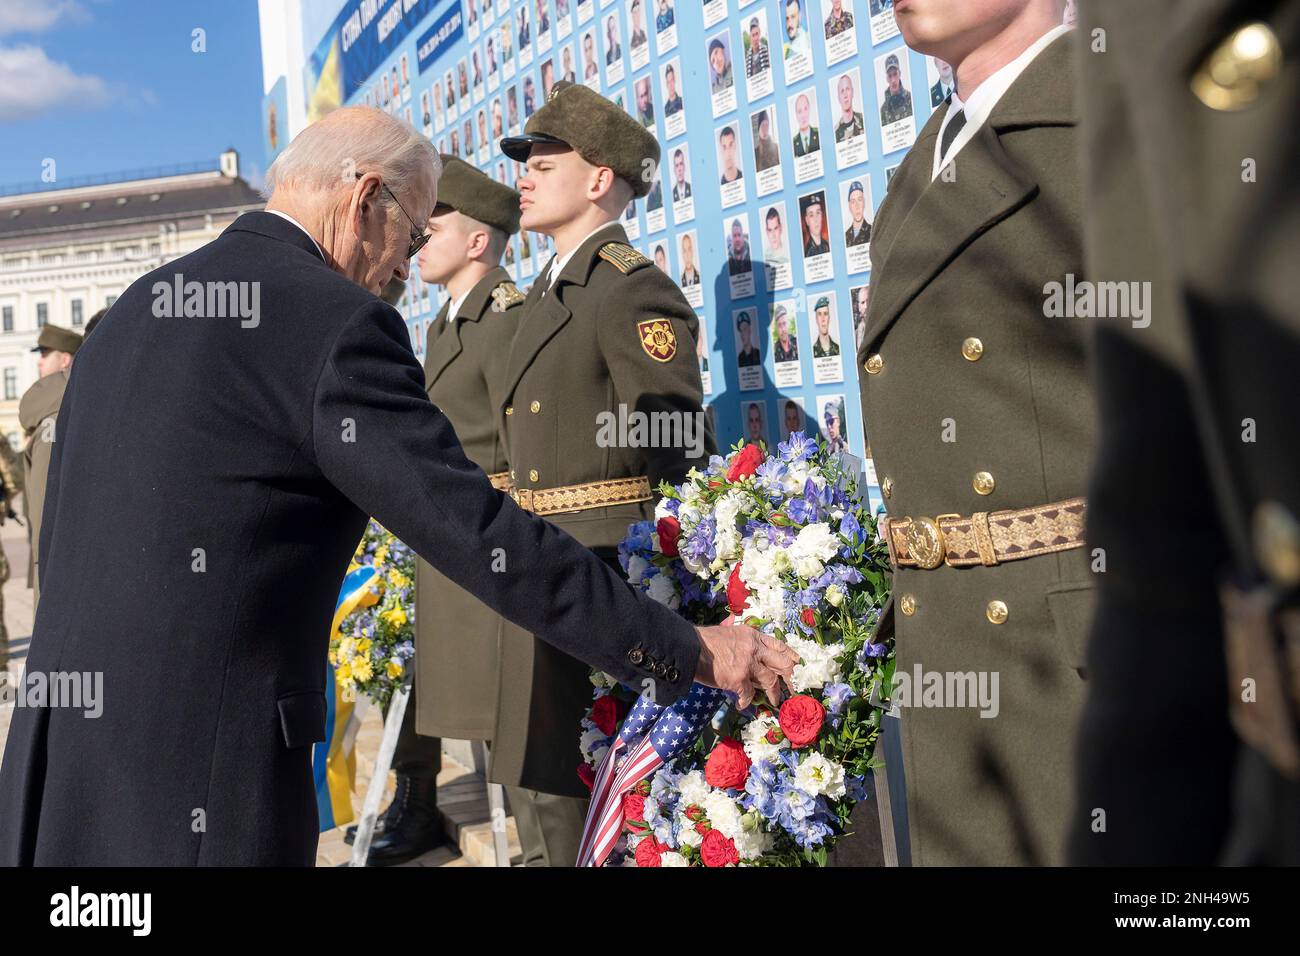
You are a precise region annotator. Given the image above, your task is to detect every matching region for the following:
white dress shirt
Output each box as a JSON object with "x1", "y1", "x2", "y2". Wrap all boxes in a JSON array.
[
  {"x1": 546, "y1": 220, "x2": 622, "y2": 288},
  {"x1": 265, "y1": 209, "x2": 326, "y2": 261},
  {"x1": 446, "y1": 288, "x2": 471, "y2": 321},
  {"x1": 931, "y1": 23, "x2": 1072, "y2": 181}
]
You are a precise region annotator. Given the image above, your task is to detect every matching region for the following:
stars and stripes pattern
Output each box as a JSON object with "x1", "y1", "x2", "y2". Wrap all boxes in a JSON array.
[{"x1": 577, "y1": 683, "x2": 725, "y2": 867}]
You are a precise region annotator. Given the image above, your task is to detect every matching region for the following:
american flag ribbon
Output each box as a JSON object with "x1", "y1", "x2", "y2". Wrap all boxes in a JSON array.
[{"x1": 577, "y1": 683, "x2": 725, "y2": 867}]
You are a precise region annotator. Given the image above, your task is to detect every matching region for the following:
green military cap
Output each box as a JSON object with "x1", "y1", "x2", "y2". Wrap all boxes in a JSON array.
[
  {"x1": 814, "y1": 296, "x2": 830, "y2": 311},
  {"x1": 30, "y1": 324, "x2": 83, "y2": 355},
  {"x1": 500, "y1": 80, "x2": 660, "y2": 198},
  {"x1": 435, "y1": 154, "x2": 522, "y2": 234}
]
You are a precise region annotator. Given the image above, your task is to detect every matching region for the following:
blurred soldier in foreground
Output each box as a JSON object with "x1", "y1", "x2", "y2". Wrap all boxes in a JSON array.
[{"x1": 1070, "y1": 0, "x2": 1299, "y2": 865}]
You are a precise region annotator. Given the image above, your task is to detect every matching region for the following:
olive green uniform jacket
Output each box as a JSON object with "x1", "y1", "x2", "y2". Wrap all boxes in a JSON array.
[
  {"x1": 415, "y1": 267, "x2": 525, "y2": 740},
  {"x1": 857, "y1": 32, "x2": 1093, "y2": 865},
  {"x1": 20, "y1": 370, "x2": 69, "y2": 609},
  {"x1": 1069, "y1": 1, "x2": 1300, "y2": 865},
  {"x1": 494, "y1": 221, "x2": 715, "y2": 796}
]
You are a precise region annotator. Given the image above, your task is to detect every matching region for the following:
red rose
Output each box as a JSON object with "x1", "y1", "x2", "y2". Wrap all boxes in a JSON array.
[
  {"x1": 656, "y1": 515, "x2": 681, "y2": 557},
  {"x1": 577, "y1": 762, "x2": 596, "y2": 791},
  {"x1": 778, "y1": 694, "x2": 826, "y2": 748},
  {"x1": 683, "y1": 804, "x2": 706, "y2": 823},
  {"x1": 726, "y1": 443, "x2": 765, "y2": 482},
  {"x1": 695, "y1": 821, "x2": 710, "y2": 835},
  {"x1": 590, "y1": 694, "x2": 626, "y2": 737},
  {"x1": 801, "y1": 608, "x2": 816, "y2": 628},
  {"x1": 623, "y1": 791, "x2": 647, "y2": 831},
  {"x1": 700, "y1": 828, "x2": 741, "y2": 867},
  {"x1": 704, "y1": 736, "x2": 751, "y2": 790},
  {"x1": 634, "y1": 837, "x2": 665, "y2": 867},
  {"x1": 726, "y1": 563, "x2": 749, "y2": 616}
]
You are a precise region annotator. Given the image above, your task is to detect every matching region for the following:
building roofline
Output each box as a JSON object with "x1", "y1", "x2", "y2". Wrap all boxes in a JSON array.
[{"x1": 0, "y1": 164, "x2": 239, "y2": 205}]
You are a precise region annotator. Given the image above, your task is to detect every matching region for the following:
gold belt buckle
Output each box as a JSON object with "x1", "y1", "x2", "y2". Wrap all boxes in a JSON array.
[
  {"x1": 510, "y1": 487, "x2": 534, "y2": 512},
  {"x1": 901, "y1": 513, "x2": 960, "y2": 569}
]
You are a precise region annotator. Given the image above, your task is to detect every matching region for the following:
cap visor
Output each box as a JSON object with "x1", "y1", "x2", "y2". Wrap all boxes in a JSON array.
[{"x1": 499, "y1": 132, "x2": 569, "y2": 162}]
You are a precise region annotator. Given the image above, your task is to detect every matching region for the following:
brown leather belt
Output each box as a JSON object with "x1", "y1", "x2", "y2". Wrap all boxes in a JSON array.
[
  {"x1": 487, "y1": 471, "x2": 512, "y2": 492},
  {"x1": 509, "y1": 475, "x2": 654, "y2": 517},
  {"x1": 881, "y1": 497, "x2": 1087, "y2": 569}
]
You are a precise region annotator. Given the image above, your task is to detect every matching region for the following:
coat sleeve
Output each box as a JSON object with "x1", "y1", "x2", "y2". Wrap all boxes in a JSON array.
[
  {"x1": 593, "y1": 264, "x2": 718, "y2": 490},
  {"x1": 312, "y1": 298, "x2": 699, "y2": 702}
]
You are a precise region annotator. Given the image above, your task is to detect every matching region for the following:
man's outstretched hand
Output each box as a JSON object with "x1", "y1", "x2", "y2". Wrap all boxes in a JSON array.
[{"x1": 693, "y1": 623, "x2": 800, "y2": 709}]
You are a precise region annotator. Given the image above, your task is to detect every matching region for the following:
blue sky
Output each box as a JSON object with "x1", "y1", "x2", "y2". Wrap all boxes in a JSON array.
[{"x1": 0, "y1": 0, "x2": 266, "y2": 191}]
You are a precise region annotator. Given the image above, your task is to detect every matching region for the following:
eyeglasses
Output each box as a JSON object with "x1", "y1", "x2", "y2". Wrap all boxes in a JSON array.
[{"x1": 356, "y1": 172, "x2": 431, "y2": 260}]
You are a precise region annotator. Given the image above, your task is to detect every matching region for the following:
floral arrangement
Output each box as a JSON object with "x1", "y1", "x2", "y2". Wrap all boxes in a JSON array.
[
  {"x1": 330, "y1": 520, "x2": 417, "y2": 708},
  {"x1": 577, "y1": 433, "x2": 893, "y2": 866}
]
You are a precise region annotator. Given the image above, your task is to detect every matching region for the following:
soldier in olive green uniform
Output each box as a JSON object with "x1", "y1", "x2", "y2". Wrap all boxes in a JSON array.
[
  {"x1": 21, "y1": 324, "x2": 83, "y2": 613},
  {"x1": 498, "y1": 81, "x2": 715, "y2": 865},
  {"x1": 0, "y1": 435, "x2": 22, "y2": 668},
  {"x1": 364, "y1": 157, "x2": 528, "y2": 866},
  {"x1": 857, "y1": 23, "x2": 1091, "y2": 865},
  {"x1": 1070, "y1": 2, "x2": 1299, "y2": 865},
  {"x1": 879, "y1": 53, "x2": 913, "y2": 126}
]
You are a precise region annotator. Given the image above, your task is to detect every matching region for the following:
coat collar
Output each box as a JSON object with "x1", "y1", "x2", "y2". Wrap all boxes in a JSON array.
[
  {"x1": 423, "y1": 267, "x2": 512, "y2": 391},
  {"x1": 499, "y1": 222, "x2": 626, "y2": 405},
  {"x1": 223, "y1": 211, "x2": 328, "y2": 264},
  {"x1": 862, "y1": 30, "x2": 1076, "y2": 350}
]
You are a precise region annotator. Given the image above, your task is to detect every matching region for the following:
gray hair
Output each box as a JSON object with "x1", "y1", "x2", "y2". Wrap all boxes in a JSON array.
[{"x1": 263, "y1": 106, "x2": 441, "y2": 204}]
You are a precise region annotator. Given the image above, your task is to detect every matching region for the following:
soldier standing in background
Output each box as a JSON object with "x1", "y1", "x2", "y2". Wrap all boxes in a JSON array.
[
  {"x1": 20, "y1": 324, "x2": 84, "y2": 613},
  {"x1": 363, "y1": 157, "x2": 528, "y2": 865},
  {"x1": 1069, "y1": 0, "x2": 1299, "y2": 865},
  {"x1": 497, "y1": 81, "x2": 716, "y2": 865},
  {"x1": 0, "y1": 434, "x2": 23, "y2": 669}
]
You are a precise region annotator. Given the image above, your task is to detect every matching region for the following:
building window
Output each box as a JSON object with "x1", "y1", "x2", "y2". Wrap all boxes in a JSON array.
[
  {"x1": 3, "y1": 369, "x2": 15, "y2": 401},
  {"x1": 1, "y1": 306, "x2": 11, "y2": 332},
  {"x1": 71, "y1": 299, "x2": 84, "y2": 326},
  {"x1": 105, "y1": 294, "x2": 118, "y2": 307},
  {"x1": 36, "y1": 303, "x2": 48, "y2": 327}
]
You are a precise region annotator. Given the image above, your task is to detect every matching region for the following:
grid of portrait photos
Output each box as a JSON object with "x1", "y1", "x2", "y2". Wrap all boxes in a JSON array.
[{"x1": 348, "y1": 0, "x2": 951, "y2": 493}]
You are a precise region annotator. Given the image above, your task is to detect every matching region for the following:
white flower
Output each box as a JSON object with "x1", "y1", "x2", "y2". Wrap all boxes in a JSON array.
[
  {"x1": 627, "y1": 554, "x2": 650, "y2": 583},
  {"x1": 660, "y1": 851, "x2": 690, "y2": 866},
  {"x1": 825, "y1": 584, "x2": 845, "y2": 607},
  {"x1": 677, "y1": 770, "x2": 710, "y2": 807},
  {"x1": 579, "y1": 726, "x2": 608, "y2": 757},
  {"x1": 794, "y1": 554, "x2": 825, "y2": 579},
  {"x1": 742, "y1": 712, "x2": 789, "y2": 764},
  {"x1": 676, "y1": 817, "x2": 704, "y2": 847},
  {"x1": 792, "y1": 522, "x2": 840, "y2": 563},
  {"x1": 733, "y1": 811, "x2": 772, "y2": 860},
  {"x1": 782, "y1": 460, "x2": 811, "y2": 494},
  {"x1": 786, "y1": 635, "x2": 845, "y2": 692},
  {"x1": 794, "y1": 751, "x2": 847, "y2": 798},
  {"x1": 654, "y1": 498, "x2": 677, "y2": 523},
  {"x1": 701, "y1": 791, "x2": 744, "y2": 840},
  {"x1": 646, "y1": 573, "x2": 680, "y2": 609}
]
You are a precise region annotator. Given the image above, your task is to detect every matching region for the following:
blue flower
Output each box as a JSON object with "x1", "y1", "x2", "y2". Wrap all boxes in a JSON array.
[
  {"x1": 681, "y1": 515, "x2": 717, "y2": 567},
  {"x1": 778, "y1": 431, "x2": 816, "y2": 463},
  {"x1": 822, "y1": 682, "x2": 855, "y2": 715}
]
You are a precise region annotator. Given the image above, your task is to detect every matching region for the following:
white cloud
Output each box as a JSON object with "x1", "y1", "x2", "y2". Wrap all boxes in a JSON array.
[
  {"x1": 0, "y1": 43, "x2": 109, "y2": 121},
  {"x1": 0, "y1": 0, "x2": 89, "y2": 36}
]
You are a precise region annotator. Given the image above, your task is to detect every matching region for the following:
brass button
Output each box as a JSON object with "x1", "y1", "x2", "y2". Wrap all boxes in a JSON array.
[
  {"x1": 961, "y1": 337, "x2": 984, "y2": 361},
  {"x1": 528, "y1": 469, "x2": 539, "y2": 483},
  {"x1": 1192, "y1": 22, "x2": 1282, "y2": 111},
  {"x1": 628, "y1": 648, "x2": 645, "y2": 665},
  {"x1": 509, "y1": 469, "x2": 516, "y2": 480},
  {"x1": 899, "y1": 594, "x2": 916, "y2": 616},
  {"x1": 1253, "y1": 500, "x2": 1300, "y2": 587},
  {"x1": 530, "y1": 400, "x2": 541, "y2": 413},
  {"x1": 505, "y1": 405, "x2": 514, "y2": 415},
  {"x1": 973, "y1": 471, "x2": 995, "y2": 495},
  {"x1": 986, "y1": 600, "x2": 1008, "y2": 625},
  {"x1": 881, "y1": 476, "x2": 893, "y2": 499},
  {"x1": 864, "y1": 353, "x2": 884, "y2": 374}
]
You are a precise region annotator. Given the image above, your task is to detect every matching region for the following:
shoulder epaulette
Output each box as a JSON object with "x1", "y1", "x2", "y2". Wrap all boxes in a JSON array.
[
  {"x1": 597, "y1": 241, "x2": 652, "y2": 275},
  {"x1": 489, "y1": 280, "x2": 526, "y2": 311}
]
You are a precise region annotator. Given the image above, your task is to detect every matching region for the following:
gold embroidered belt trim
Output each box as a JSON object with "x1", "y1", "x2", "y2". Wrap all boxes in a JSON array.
[
  {"x1": 881, "y1": 497, "x2": 1087, "y2": 569},
  {"x1": 509, "y1": 476, "x2": 654, "y2": 516}
]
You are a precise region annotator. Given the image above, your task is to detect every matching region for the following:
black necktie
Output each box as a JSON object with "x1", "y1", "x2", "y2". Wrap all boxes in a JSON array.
[{"x1": 939, "y1": 106, "x2": 967, "y2": 165}]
